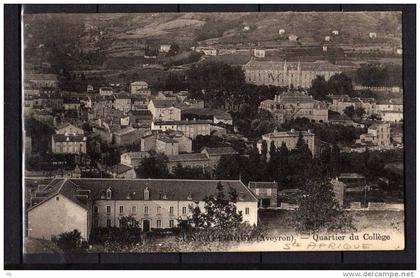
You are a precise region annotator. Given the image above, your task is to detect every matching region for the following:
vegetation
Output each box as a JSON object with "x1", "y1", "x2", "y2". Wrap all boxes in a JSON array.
[
  {"x1": 308, "y1": 73, "x2": 354, "y2": 100},
  {"x1": 52, "y1": 229, "x2": 88, "y2": 253},
  {"x1": 295, "y1": 179, "x2": 355, "y2": 233},
  {"x1": 355, "y1": 63, "x2": 402, "y2": 87},
  {"x1": 90, "y1": 216, "x2": 143, "y2": 245},
  {"x1": 135, "y1": 151, "x2": 169, "y2": 178}
]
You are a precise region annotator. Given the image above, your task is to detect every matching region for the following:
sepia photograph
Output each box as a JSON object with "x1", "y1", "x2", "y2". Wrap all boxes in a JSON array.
[{"x1": 22, "y1": 10, "x2": 405, "y2": 254}]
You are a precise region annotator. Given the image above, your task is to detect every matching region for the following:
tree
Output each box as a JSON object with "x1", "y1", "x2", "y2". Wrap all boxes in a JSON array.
[
  {"x1": 343, "y1": 105, "x2": 356, "y2": 118},
  {"x1": 167, "y1": 43, "x2": 180, "y2": 57},
  {"x1": 188, "y1": 182, "x2": 243, "y2": 229},
  {"x1": 186, "y1": 61, "x2": 245, "y2": 92},
  {"x1": 136, "y1": 152, "x2": 169, "y2": 178},
  {"x1": 52, "y1": 229, "x2": 87, "y2": 253},
  {"x1": 355, "y1": 107, "x2": 366, "y2": 119},
  {"x1": 308, "y1": 75, "x2": 329, "y2": 100},
  {"x1": 260, "y1": 140, "x2": 268, "y2": 162},
  {"x1": 330, "y1": 143, "x2": 341, "y2": 177},
  {"x1": 171, "y1": 164, "x2": 211, "y2": 179},
  {"x1": 295, "y1": 179, "x2": 355, "y2": 233},
  {"x1": 214, "y1": 155, "x2": 242, "y2": 180},
  {"x1": 355, "y1": 64, "x2": 388, "y2": 87},
  {"x1": 328, "y1": 73, "x2": 353, "y2": 96}
]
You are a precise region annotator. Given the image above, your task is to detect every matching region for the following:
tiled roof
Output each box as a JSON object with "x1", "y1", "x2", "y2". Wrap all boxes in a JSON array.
[
  {"x1": 151, "y1": 99, "x2": 182, "y2": 108},
  {"x1": 244, "y1": 60, "x2": 341, "y2": 72},
  {"x1": 339, "y1": 173, "x2": 366, "y2": 179},
  {"x1": 167, "y1": 153, "x2": 209, "y2": 162},
  {"x1": 248, "y1": 181, "x2": 278, "y2": 189},
  {"x1": 201, "y1": 147, "x2": 238, "y2": 156},
  {"x1": 108, "y1": 164, "x2": 133, "y2": 174},
  {"x1": 122, "y1": 151, "x2": 149, "y2": 159},
  {"x1": 263, "y1": 129, "x2": 314, "y2": 138},
  {"x1": 52, "y1": 134, "x2": 86, "y2": 143},
  {"x1": 154, "y1": 120, "x2": 212, "y2": 125}
]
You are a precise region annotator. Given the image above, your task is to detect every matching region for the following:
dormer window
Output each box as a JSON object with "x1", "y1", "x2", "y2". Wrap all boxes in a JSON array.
[
  {"x1": 106, "y1": 188, "x2": 112, "y2": 199},
  {"x1": 144, "y1": 187, "x2": 150, "y2": 200},
  {"x1": 162, "y1": 192, "x2": 168, "y2": 200},
  {"x1": 187, "y1": 192, "x2": 192, "y2": 201}
]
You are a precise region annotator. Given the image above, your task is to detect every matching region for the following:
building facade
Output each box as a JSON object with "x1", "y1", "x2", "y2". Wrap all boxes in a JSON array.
[
  {"x1": 151, "y1": 120, "x2": 211, "y2": 139},
  {"x1": 243, "y1": 60, "x2": 341, "y2": 88},
  {"x1": 257, "y1": 129, "x2": 315, "y2": 157},
  {"x1": 248, "y1": 181, "x2": 278, "y2": 207},
  {"x1": 51, "y1": 134, "x2": 87, "y2": 154}
]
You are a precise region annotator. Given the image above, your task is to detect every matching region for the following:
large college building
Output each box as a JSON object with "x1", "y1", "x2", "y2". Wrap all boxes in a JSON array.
[
  {"x1": 259, "y1": 91, "x2": 329, "y2": 123},
  {"x1": 243, "y1": 59, "x2": 341, "y2": 88},
  {"x1": 26, "y1": 178, "x2": 258, "y2": 241}
]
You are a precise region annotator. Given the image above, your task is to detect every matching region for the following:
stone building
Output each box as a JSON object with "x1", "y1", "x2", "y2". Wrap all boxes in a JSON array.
[
  {"x1": 357, "y1": 123, "x2": 391, "y2": 148},
  {"x1": 26, "y1": 178, "x2": 258, "y2": 240},
  {"x1": 148, "y1": 99, "x2": 182, "y2": 121},
  {"x1": 51, "y1": 134, "x2": 87, "y2": 154},
  {"x1": 257, "y1": 129, "x2": 315, "y2": 157},
  {"x1": 120, "y1": 152, "x2": 150, "y2": 168},
  {"x1": 151, "y1": 120, "x2": 211, "y2": 139},
  {"x1": 248, "y1": 181, "x2": 278, "y2": 208},
  {"x1": 259, "y1": 91, "x2": 328, "y2": 123},
  {"x1": 130, "y1": 81, "x2": 151, "y2": 97},
  {"x1": 243, "y1": 60, "x2": 341, "y2": 88}
]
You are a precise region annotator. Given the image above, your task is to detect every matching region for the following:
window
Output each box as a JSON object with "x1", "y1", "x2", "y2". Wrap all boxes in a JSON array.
[
  {"x1": 169, "y1": 220, "x2": 174, "y2": 228},
  {"x1": 144, "y1": 206, "x2": 149, "y2": 214},
  {"x1": 169, "y1": 206, "x2": 174, "y2": 215},
  {"x1": 156, "y1": 220, "x2": 161, "y2": 228},
  {"x1": 106, "y1": 206, "x2": 111, "y2": 215},
  {"x1": 132, "y1": 206, "x2": 137, "y2": 214},
  {"x1": 56, "y1": 196, "x2": 59, "y2": 201},
  {"x1": 182, "y1": 207, "x2": 187, "y2": 215},
  {"x1": 119, "y1": 206, "x2": 124, "y2": 214},
  {"x1": 106, "y1": 219, "x2": 111, "y2": 227},
  {"x1": 157, "y1": 206, "x2": 161, "y2": 215},
  {"x1": 144, "y1": 187, "x2": 150, "y2": 200},
  {"x1": 245, "y1": 208, "x2": 250, "y2": 215},
  {"x1": 106, "y1": 188, "x2": 112, "y2": 199}
]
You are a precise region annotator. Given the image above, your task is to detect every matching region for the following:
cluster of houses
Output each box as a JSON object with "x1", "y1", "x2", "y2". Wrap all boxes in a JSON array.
[
  {"x1": 24, "y1": 73, "x2": 238, "y2": 180},
  {"x1": 329, "y1": 94, "x2": 403, "y2": 123}
]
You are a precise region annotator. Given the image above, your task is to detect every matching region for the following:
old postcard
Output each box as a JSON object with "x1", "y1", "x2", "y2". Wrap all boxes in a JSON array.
[{"x1": 23, "y1": 11, "x2": 404, "y2": 253}]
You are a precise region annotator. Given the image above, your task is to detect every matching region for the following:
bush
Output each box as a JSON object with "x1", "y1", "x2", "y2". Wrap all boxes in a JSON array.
[{"x1": 51, "y1": 229, "x2": 87, "y2": 253}]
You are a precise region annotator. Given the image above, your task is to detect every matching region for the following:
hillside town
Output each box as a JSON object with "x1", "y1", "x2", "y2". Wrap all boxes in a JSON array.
[{"x1": 23, "y1": 12, "x2": 404, "y2": 253}]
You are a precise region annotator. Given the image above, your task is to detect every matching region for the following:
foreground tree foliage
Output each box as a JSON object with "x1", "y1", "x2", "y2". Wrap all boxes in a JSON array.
[
  {"x1": 295, "y1": 180, "x2": 355, "y2": 233},
  {"x1": 135, "y1": 151, "x2": 169, "y2": 178},
  {"x1": 52, "y1": 229, "x2": 88, "y2": 253},
  {"x1": 188, "y1": 182, "x2": 243, "y2": 229},
  {"x1": 180, "y1": 182, "x2": 265, "y2": 242}
]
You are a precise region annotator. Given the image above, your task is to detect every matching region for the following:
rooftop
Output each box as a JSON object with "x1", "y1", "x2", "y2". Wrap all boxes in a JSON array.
[
  {"x1": 108, "y1": 164, "x2": 133, "y2": 175},
  {"x1": 248, "y1": 181, "x2": 278, "y2": 189},
  {"x1": 243, "y1": 60, "x2": 341, "y2": 72},
  {"x1": 262, "y1": 129, "x2": 314, "y2": 138},
  {"x1": 201, "y1": 146, "x2": 238, "y2": 156},
  {"x1": 52, "y1": 134, "x2": 86, "y2": 143},
  {"x1": 151, "y1": 99, "x2": 182, "y2": 108},
  {"x1": 167, "y1": 153, "x2": 209, "y2": 162}
]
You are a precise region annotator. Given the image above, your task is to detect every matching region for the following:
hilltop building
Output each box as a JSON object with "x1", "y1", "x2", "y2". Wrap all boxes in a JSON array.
[{"x1": 243, "y1": 60, "x2": 341, "y2": 88}]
